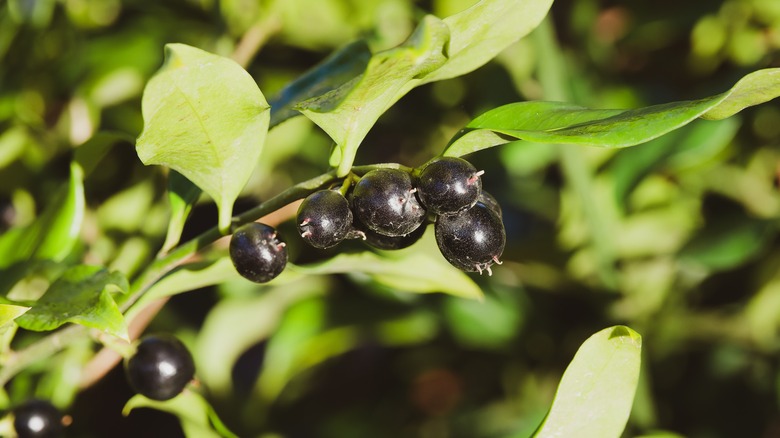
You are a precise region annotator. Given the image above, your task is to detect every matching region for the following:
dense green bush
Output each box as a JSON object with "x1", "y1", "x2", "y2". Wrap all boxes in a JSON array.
[{"x1": 0, "y1": 0, "x2": 778, "y2": 436}]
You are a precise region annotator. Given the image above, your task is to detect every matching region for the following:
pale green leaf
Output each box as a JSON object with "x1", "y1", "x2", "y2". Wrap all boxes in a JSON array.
[
  {"x1": 136, "y1": 43, "x2": 270, "y2": 233},
  {"x1": 533, "y1": 326, "x2": 642, "y2": 438},
  {"x1": 161, "y1": 170, "x2": 202, "y2": 254},
  {"x1": 292, "y1": 227, "x2": 483, "y2": 300},
  {"x1": 16, "y1": 265, "x2": 130, "y2": 340},
  {"x1": 420, "y1": 0, "x2": 554, "y2": 83},
  {"x1": 297, "y1": 15, "x2": 449, "y2": 176},
  {"x1": 0, "y1": 304, "x2": 30, "y2": 326},
  {"x1": 123, "y1": 390, "x2": 237, "y2": 438}
]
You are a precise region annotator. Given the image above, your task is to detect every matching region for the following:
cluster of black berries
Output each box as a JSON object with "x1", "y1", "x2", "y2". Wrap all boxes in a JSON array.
[{"x1": 229, "y1": 157, "x2": 506, "y2": 283}]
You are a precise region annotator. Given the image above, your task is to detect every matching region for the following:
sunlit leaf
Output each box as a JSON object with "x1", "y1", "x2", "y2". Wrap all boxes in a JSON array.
[
  {"x1": 297, "y1": 15, "x2": 449, "y2": 176},
  {"x1": 123, "y1": 390, "x2": 237, "y2": 438},
  {"x1": 16, "y1": 265, "x2": 129, "y2": 340},
  {"x1": 420, "y1": 0, "x2": 554, "y2": 83},
  {"x1": 136, "y1": 43, "x2": 270, "y2": 233},
  {"x1": 533, "y1": 326, "x2": 642, "y2": 438},
  {"x1": 269, "y1": 40, "x2": 372, "y2": 128},
  {"x1": 0, "y1": 304, "x2": 29, "y2": 327},
  {"x1": 445, "y1": 68, "x2": 780, "y2": 156},
  {"x1": 293, "y1": 227, "x2": 483, "y2": 300}
]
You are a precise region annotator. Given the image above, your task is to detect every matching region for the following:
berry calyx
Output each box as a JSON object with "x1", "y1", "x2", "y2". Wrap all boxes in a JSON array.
[
  {"x1": 297, "y1": 190, "x2": 355, "y2": 249},
  {"x1": 435, "y1": 201, "x2": 505, "y2": 275},
  {"x1": 416, "y1": 157, "x2": 483, "y2": 215},
  {"x1": 125, "y1": 335, "x2": 195, "y2": 401},
  {"x1": 12, "y1": 399, "x2": 64, "y2": 438},
  {"x1": 229, "y1": 222, "x2": 287, "y2": 283},
  {"x1": 351, "y1": 169, "x2": 426, "y2": 237}
]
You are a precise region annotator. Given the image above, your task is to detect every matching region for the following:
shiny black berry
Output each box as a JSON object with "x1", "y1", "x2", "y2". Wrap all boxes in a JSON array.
[
  {"x1": 416, "y1": 157, "x2": 483, "y2": 215},
  {"x1": 12, "y1": 399, "x2": 63, "y2": 438},
  {"x1": 229, "y1": 222, "x2": 287, "y2": 283},
  {"x1": 298, "y1": 190, "x2": 354, "y2": 249},
  {"x1": 125, "y1": 335, "x2": 195, "y2": 401},
  {"x1": 435, "y1": 201, "x2": 505, "y2": 274},
  {"x1": 478, "y1": 190, "x2": 502, "y2": 218},
  {"x1": 351, "y1": 168, "x2": 426, "y2": 237},
  {"x1": 362, "y1": 221, "x2": 427, "y2": 250}
]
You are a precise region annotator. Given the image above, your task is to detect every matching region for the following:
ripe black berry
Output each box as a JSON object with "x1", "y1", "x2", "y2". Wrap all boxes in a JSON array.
[
  {"x1": 297, "y1": 190, "x2": 354, "y2": 249},
  {"x1": 478, "y1": 190, "x2": 502, "y2": 218},
  {"x1": 351, "y1": 169, "x2": 426, "y2": 237},
  {"x1": 229, "y1": 222, "x2": 287, "y2": 283},
  {"x1": 125, "y1": 334, "x2": 195, "y2": 401},
  {"x1": 435, "y1": 201, "x2": 505, "y2": 274},
  {"x1": 362, "y1": 221, "x2": 427, "y2": 250},
  {"x1": 12, "y1": 399, "x2": 64, "y2": 438},
  {"x1": 416, "y1": 157, "x2": 483, "y2": 215}
]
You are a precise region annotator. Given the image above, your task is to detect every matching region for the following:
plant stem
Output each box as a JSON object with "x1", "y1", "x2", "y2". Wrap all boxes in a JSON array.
[{"x1": 0, "y1": 162, "x2": 408, "y2": 388}]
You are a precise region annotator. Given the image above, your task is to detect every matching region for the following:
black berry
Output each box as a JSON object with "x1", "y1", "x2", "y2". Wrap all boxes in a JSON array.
[
  {"x1": 435, "y1": 201, "x2": 505, "y2": 274},
  {"x1": 478, "y1": 190, "x2": 502, "y2": 218},
  {"x1": 351, "y1": 169, "x2": 426, "y2": 237},
  {"x1": 12, "y1": 399, "x2": 63, "y2": 438},
  {"x1": 229, "y1": 222, "x2": 287, "y2": 283},
  {"x1": 297, "y1": 190, "x2": 354, "y2": 249},
  {"x1": 362, "y1": 221, "x2": 427, "y2": 250},
  {"x1": 125, "y1": 334, "x2": 195, "y2": 401},
  {"x1": 416, "y1": 157, "x2": 483, "y2": 215}
]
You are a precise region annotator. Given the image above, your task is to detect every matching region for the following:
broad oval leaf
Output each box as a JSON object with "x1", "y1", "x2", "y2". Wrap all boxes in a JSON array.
[
  {"x1": 123, "y1": 390, "x2": 237, "y2": 438},
  {"x1": 136, "y1": 43, "x2": 270, "y2": 233},
  {"x1": 16, "y1": 265, "x2": 130, "y2": 340},
  {"x1": 533, "y1": 325, "x2": 642, "y2": 438},
  {"x1": 445, "y1": 68, "x2": 780, "y2": 157}
]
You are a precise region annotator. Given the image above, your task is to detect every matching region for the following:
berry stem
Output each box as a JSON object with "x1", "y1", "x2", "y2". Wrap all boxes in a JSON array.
[{"x1": 0, "y1": 162, "x2": 410, "y2": 388}]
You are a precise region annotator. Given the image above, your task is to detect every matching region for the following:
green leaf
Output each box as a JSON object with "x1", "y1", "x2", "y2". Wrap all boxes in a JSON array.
[
  {"x1": 297, "y1": 15, "x2": 449, "y2": 176},
  {"x1": 533, "y1": 326, "x2": 642, "y2": 438},
  {"x1": 123, "y1": 390, "x2": 238, "y2": 438},
  {"x1": 678, "y1": 216, "x2": 773, "y2": 271},
  {"x1": 420, "y1": 0, "x2": 554, "y2": 84},
  {"x1": 136, "y1": 43, "x2": 270, "y2": 234},
  {"x1": 295, "y1": 0, "x2": 553, "y2": 177},
  {"x1": 0, "y1": 304, "x2": 29, "y2": 326},
  {"x1": 445, "y1": 68, "x2": 780, "y2": 156},
  {"x1": 269, "y1": 39, "x2": 372, "y2": 128},
  {"x1": 0, "y1": 162, "x2": 85, "y2": 268},
  {"x1": 16, "y1": 265, "x2": 130, "y2": 340},
  {"x1": 160, "y1": 170, "x2": 202, "y2": 254},
  {"x1": 292, "y1": 227, "x2": 483, "y2": 300}
]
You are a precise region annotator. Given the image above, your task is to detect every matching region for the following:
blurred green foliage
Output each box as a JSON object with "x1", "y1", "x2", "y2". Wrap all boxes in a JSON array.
[{"x1": 0, "y1": 0, "x2": 779, "y2": 437}]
